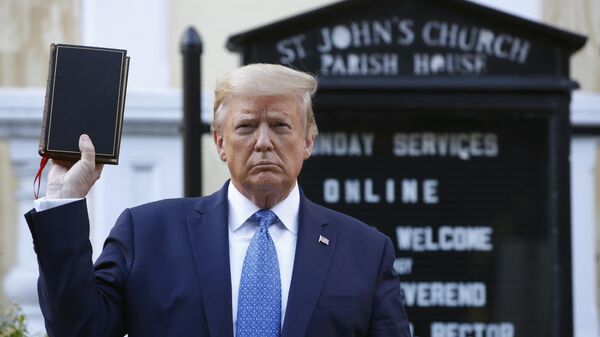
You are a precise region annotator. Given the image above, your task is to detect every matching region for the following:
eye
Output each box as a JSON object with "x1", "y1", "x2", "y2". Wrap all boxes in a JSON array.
[
  {"x1": 273, "y1": 122, "x2": 291, "y2": 129},
  {"x1": 234, "y1": 123, "x2": 255, "y2": 133}
]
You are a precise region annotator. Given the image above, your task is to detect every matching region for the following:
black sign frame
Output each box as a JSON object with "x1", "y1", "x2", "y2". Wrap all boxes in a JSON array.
[{"x1": 225, "y1": 0, "x2": 586, "y2": 335}]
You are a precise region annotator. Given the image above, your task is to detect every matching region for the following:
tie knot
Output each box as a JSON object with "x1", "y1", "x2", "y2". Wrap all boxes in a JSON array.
[{"x1": 252, "y1": 209, "x2": 278, "y2": 229}]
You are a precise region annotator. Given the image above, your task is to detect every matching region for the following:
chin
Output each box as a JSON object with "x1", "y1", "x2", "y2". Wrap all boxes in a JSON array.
[{"x1": 249, "y1": 174, "x2": 289, "y2": 191}]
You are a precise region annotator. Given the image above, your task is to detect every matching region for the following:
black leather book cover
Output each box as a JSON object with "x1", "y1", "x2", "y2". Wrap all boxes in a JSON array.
[{"x1": 40, "y1": 43, "x2": 130, "y2": 164}]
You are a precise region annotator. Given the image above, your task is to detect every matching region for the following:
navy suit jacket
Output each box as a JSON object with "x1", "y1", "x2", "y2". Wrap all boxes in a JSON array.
[{"x1": 25, "y1": 182, "x2": 410, "y2": 337}]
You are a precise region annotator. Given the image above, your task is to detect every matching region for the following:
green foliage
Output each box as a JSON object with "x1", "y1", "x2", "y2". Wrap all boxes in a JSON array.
[
  {"x1": 0, "y1": 304, "x2": 45, "y2": 337},
  {"x1": 0, "y1": 303, "x2": 28, "y2": 337}
]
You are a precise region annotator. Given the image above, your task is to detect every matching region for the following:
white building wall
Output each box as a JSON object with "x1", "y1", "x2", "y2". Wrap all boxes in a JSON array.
[
  {"x1": 0, "y1": 88, "x2": 184, "y2": 335},
  {"x1": 471, "y1": 0, "x2": 541, "y2": 21},
  {"x1": 81, "y1": 0, "x2": 171, "y2": 88},
  {"x1": 571, "y1": 93, "x2": 600, "y2": 337},
  {"x1": 571, "y1": 136, "x2": 600, "y2": 337},
  {"x1": 1, "y1": 0, "x2": 599, "y2": 336}
]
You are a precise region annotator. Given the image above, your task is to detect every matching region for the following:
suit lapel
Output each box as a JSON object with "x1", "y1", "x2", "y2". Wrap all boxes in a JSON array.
[
  {"x1": 281, "y1": 196, "x2": 336, "y2": 337},
  {"x1": 186, "y1": 184, "x2": 233, "y2": 337}
]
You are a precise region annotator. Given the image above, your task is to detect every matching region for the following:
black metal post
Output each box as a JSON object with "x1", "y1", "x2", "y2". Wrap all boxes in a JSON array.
[{"x1": 180, "y1": 27, "x2": 203, "y2": 197}]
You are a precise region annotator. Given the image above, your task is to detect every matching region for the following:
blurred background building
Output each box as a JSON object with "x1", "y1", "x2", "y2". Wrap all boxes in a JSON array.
[{"x1": 0, "y1": 0, "x2": 598, "y2": 335}]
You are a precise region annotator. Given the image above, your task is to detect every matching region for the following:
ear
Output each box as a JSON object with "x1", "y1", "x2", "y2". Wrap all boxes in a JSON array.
[
  {"x1": 303, "y1": 133, "x2": 315, "y2": 160},
  {"x1": 213, "y1": 130, "x2": 227, "y2": 162}
]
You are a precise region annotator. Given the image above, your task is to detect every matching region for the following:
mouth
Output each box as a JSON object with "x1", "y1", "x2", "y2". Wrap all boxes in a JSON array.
[
  {"x1": 254, "y1": 162, "x2": 278, "y2": 167},
  {"x1": 251, "y1": 162, "x2": 280, "y2": 170}
]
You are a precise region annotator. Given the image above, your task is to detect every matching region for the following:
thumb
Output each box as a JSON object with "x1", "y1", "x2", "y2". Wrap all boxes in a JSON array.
[{"x1": 79, "y1": 134, "x2": 96, "y2": 164}]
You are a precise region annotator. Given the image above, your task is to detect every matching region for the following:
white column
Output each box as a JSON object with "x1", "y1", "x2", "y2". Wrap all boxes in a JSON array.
[
  {"x1": 0, "y1": 89, "x2": 47, "y2": 335},
  {"x1": 571, "y1": 138, "x2": 600, "y2": 337},
  {"x1": 80, "y1": 0, "x2": 170, "y2": 88},
  {"x1": 2, "y1": 148, "x2": 46, "y2": 335},
  {"x1": 571, "y1": 92, "x2": 600, "y2": 337}
]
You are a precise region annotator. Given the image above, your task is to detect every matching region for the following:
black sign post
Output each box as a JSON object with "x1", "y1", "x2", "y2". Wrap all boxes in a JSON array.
[
  {"x1": 181, "y1": 26, "x2": 203, "y2": 197},
  {"x1": 227, "y1": 1, "x2": 586, "y2": 336}
]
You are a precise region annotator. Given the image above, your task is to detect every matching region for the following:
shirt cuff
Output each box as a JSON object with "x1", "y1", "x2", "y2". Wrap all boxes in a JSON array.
[{"x1": 34, "y1": 197, "x2": 84, "y2": 212}]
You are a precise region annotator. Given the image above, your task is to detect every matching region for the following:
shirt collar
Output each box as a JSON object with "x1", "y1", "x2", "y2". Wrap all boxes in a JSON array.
[{"x1": 227, "y1": 181, "x2": 299, "y2": 235}]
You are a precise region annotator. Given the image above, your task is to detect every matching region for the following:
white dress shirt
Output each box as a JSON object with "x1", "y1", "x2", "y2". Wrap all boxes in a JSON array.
[
  {"x1": 227, "y1": 182, "x2": 299, "y2": 334},
  {"x1": 34, "y1": 197, "x2": 82, "y2": 212}
]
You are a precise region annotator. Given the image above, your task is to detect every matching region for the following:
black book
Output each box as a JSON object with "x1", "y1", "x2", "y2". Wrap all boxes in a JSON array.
[{"x1": 39, "y1": 43, "x2": 130, "y2": 164}]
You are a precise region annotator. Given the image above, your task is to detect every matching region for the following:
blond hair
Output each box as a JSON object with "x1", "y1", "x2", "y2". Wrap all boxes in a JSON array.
[{"x1": 212, "y1": 63, "x2": 318, "y2": 137}]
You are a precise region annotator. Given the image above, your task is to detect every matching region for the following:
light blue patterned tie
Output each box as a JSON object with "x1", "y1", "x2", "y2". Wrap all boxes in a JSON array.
[{"x1": 236, "y1": 209, "x2": 281, "y2": 337}]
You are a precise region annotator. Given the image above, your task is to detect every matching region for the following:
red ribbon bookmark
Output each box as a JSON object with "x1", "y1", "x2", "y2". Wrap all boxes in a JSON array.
[{"x1": 33, "y1": 155, "x2": 50, "y2": 199}]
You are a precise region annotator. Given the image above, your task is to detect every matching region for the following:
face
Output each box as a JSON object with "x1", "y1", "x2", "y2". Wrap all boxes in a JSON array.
[{"x1": 213, "y1": 95, "x2": 315, "y2": 207}]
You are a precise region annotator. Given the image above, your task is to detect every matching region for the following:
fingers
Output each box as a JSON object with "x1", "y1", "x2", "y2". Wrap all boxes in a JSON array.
[
  {"x1": 46, "y1": 159, "x2": 68, "y2": 199},
  {"x1": 79, "y1": 134, "x2": 96, "y2": 164},
  {"x1": 45, "y1": 135, "x2": 103, "y2": 199},
  {"x1": 52, "y1": 159, "x2": 74, "y2": 170},
  {"x1": 95, "y1": 163, "x2": 104, "y2": 180}
]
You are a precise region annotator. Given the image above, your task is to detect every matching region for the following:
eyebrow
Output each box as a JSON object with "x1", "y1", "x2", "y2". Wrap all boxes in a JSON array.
[
  {"x1": 235, "y1": 109, "x2": 293, "y2": 119},
  {"x1": 232, "y1": 116, "x2": 256, "y2": 125}
]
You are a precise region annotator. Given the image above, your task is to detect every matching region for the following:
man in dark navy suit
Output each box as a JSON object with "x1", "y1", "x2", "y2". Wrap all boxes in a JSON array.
[{"x1": 26, "y1": 64, "x2": 411, "y2": 337}]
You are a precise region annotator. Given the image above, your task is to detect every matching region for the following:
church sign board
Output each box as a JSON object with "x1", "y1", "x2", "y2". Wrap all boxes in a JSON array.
[{"x1": 226, "y1": 1, "x2": 586, "y2": 336}]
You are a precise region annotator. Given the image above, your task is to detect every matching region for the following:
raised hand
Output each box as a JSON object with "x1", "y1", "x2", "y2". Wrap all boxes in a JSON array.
[{"x1": 45, "y1": 134, "x2": 104, "y2": 199}]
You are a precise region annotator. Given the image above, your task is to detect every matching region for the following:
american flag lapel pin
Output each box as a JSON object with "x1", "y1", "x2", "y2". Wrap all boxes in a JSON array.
[{"x1": 318, "y1": 235, "x2": 330, "y2": 246}]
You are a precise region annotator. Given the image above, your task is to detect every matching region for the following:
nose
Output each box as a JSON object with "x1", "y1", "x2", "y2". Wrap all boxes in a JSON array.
[{"x1": 255, "y1": 123, "x2": 274, "y2": 152}]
